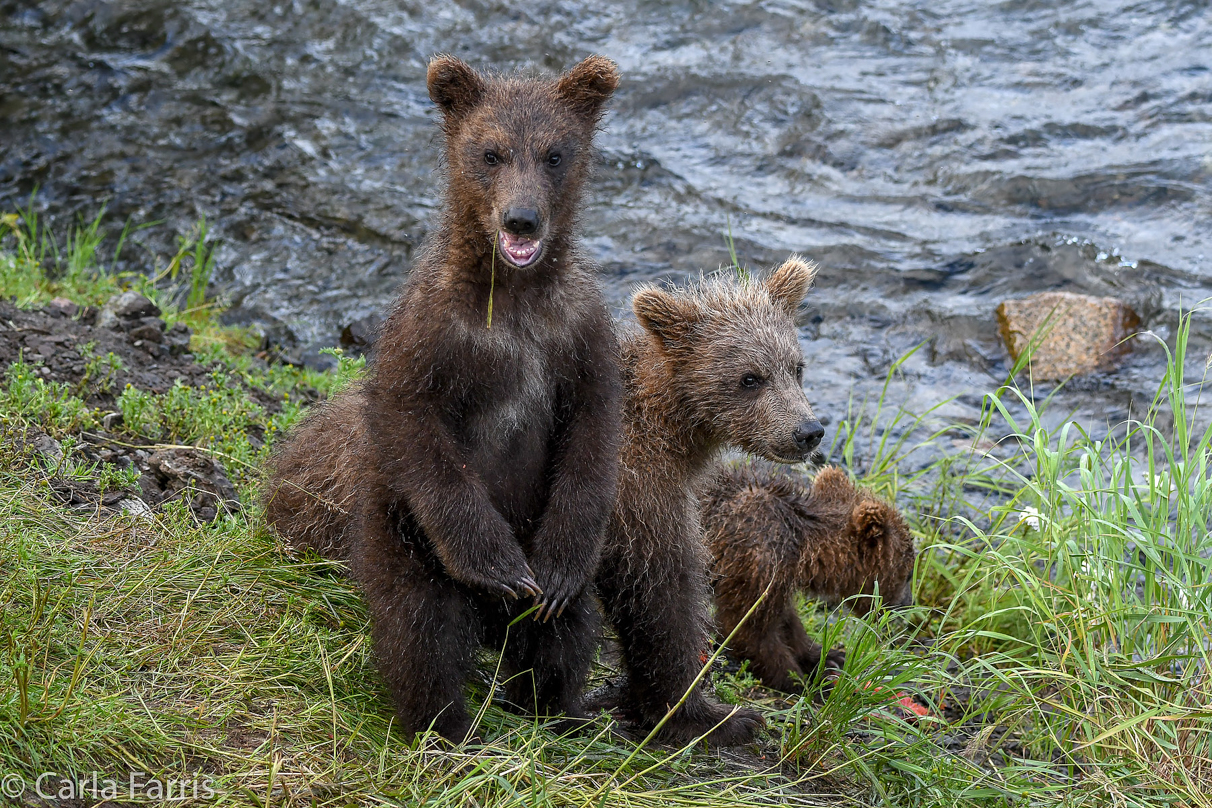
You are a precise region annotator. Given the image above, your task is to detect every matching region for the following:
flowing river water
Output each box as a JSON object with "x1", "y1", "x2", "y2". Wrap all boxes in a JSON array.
[{"x1": 3, "y1": 0, "x2": 1211, "y2": 455}]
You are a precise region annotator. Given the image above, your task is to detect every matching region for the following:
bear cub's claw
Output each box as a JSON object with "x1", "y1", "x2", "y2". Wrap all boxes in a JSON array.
[
  {"x1": 531, "y1": 568, "x2": 586, "y2": 621},
  {"x1": 469, "y1": 558, "x2": 542, "y2": 601}
]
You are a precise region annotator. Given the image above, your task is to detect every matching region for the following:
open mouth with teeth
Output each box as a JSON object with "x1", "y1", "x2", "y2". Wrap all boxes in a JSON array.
[{"x1": 498, "y1": 231, "x2": 543, "y2": 267}]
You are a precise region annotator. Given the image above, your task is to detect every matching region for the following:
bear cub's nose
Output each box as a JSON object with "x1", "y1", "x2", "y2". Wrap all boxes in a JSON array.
[
  {"x1": 793, "y1": 419, "x2": 824, "y2": 454},
  {"x1": 503, "y1": 207, "x2": 540, "y2": 236}
]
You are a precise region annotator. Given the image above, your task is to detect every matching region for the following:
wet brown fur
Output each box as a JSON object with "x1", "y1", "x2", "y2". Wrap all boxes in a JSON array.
[
  {"x1": 264, "y1": 385, "x2": 367, "y2": 561},
  {"x1": 264, "y1": 55, "x2": 622, "y2": 743},
  {"x1": 592, "y1": 257, "x2": 822, "y2": 746},
  {"x1": 700, "y1": 463, "x2": 916, "y2": 693}
]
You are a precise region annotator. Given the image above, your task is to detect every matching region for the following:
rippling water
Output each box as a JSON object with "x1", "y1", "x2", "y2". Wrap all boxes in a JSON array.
[{"x1": 3, "y1": 0, "x2": 1211, "y2": 442}]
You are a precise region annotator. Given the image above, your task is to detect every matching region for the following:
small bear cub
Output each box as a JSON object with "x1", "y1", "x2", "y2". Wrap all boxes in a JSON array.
[
  {"x1": 264, "y1": 54, "x2": 623, "y2": 743},
  {"x1": 700, "y1": 463, "x2": 916, "y2": 693},
  {"x1": 592, "y1": 256, "x2": 825, "y2": 746}
]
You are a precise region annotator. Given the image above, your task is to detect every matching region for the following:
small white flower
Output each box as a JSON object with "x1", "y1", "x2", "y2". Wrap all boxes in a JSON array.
[
  {"x1": 1017, "y1": 505, "x2": 1042, "y2": 531},
  {"x1": 1176, "y1": 586, "x2": 1192, "y2": 610},
  {"x1": 1136, "y1": 468, "x2": 1176, "y2": 495}
]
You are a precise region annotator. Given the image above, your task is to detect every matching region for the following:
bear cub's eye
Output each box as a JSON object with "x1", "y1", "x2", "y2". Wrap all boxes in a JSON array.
[
  {"x1": 547, "y1": 153, "x2": 562, "y2": 167},
  {"x1": 484, "y1": 150, "x2": 500, "y2": 166},
  {"x1": 740, "y1": 373, "x2": 764, "y2": 389},
  {"x1": 795, "y1": 364, "x2": 804, "y2": 384}
]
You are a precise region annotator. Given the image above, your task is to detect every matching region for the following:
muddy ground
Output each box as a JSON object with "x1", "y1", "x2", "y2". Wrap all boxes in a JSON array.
[{"x1": 0, "y1": 296, "x2": 310, "y2": 522}]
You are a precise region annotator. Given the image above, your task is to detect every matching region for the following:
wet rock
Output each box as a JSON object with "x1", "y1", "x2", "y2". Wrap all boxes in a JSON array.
[
  {"x1": 144, "y1": 448, "x2": 240, "y2": 522},
  {"x1": 165, "y1": 323, "x2": 192, "y2": 355},
  {"x1": 996, "y1": 291, "x2": 1140, "y2": 379},
  {"x1": 127, "y1": 318, "x2": 166, "y2": 343},
  {"x1": 48, "y1": 297, "x2": 79, "y2": 318},
  {"x1": 340, "y1": 313, "x2": 382, "y2": 354}
]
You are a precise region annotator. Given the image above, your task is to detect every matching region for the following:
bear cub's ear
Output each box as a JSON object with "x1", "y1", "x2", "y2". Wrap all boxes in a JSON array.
[
  {"x1": 557, "y1": 55, "x2": 620, "y2": 122},
  {"x1": 850, "y1": 500, "x2": 890, "y2": 551},
  {"x1": 633, "y1": 286, "x2": 701, "y2": 350},
  {"x1": 811, "y1": 466, "x2": 853, "y2": 502},
  {"x1": 428, "y1": 54, "x2": 487, "y2": 122},
  {"x1": 763, "y1": 254, "x2": 818, "y2": 316}
]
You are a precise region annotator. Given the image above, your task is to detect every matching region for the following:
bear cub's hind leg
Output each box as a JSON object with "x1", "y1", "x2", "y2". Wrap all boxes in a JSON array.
[
  {"x1": 498, "y1": 589, "x2": 601, "y2": 727},
  {"x1": 352, "y1": 509, "x2": 484, "y2": 743},
  {"x1": 780, "y1": 607, "x2": 845, "y2": 686},
  {"x1": 600, "y1": 566, "x2": 764, "y2": 747}
]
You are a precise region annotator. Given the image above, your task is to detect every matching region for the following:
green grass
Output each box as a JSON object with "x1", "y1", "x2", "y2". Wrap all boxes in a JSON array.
[{"x1": 1, "y1": 208, "x2": 1210, "y2": 807}]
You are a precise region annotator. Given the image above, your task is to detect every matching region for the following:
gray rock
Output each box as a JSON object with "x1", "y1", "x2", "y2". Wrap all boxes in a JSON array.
[
  {"x1": 119, "y1": 497, "x2": 154, "y2": 521},
  {"x1": 96, "y1": 307, "x2": 123, "y2": 331},
  {"x1": 276, "y1": 349, "x2": 304, "y2": 368},
  {"x1": 145, "y1": 448, "x2": 240, "y2": 522},
  {"x1": 108, "y1": 291, "x2": 161, "y2": 319},
  {"x1": 134, "y1": 340, "x2": 168, "y2": 358},
  {"x1": 340, "y1": 313, "x2": 382, "y2": 354},
  {"x1": 48, "y1": 297, "x2": 79, "y2": 318},
  {"x1": 101, "y1": 411, "x2": 124, "y2": 431},
  {"x1": 127, "y1": 318, "x2": 166, "y2": 343},
  {"x1": 31, "y1": 433, "x2": 63, "y2": 466},
  {"x1": 164, "y1": 322, "x2": 192, "y2": 355}
]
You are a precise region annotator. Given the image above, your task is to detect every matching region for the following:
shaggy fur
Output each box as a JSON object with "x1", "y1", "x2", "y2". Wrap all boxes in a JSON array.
[
  {"x1": 264, "y1": 385, "x2": 368, "y2": 561},
  {"x1": 700, "y1": 463, "x2": 916, "y2": 693},
  {"x1": 264, "y1": 55, "x2": 622, "y2": 743},
  {"x1": 592, "y1": 256, "x2": 825, "y2": 746}
]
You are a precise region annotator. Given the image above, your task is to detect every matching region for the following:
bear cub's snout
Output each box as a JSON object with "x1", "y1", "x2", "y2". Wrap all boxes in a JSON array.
[
  {"x1": 503, "y1": 206, "x2": 540, "y2": 236},
  {"x1": 793, "y1": 418, "x2": 825, "y2": 456}
]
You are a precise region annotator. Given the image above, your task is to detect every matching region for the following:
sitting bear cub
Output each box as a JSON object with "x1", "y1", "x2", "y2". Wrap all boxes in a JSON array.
[
  {"x1": 592, "y1": 256, "x2": 826, "y2": 745},
  {"x1": 264, "y1": 55, "x2": 623, "y2": 743},
  {"x1": 700, "y1": 463, "x2": 916, "y2": 693}
]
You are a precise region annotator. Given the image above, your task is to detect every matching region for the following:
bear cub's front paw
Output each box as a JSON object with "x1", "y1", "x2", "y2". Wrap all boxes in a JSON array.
[
  {"x1": 461, "y1": 552, "x2": 542, "y2": 601},
  {"x1": 530, "y1": 567, "x2": 587, "y2": 621}
]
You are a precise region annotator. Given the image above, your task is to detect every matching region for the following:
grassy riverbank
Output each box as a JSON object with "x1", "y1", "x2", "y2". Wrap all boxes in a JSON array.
[{"x1": 1, "y1": 209, "x2": 1209, "y2": 807}]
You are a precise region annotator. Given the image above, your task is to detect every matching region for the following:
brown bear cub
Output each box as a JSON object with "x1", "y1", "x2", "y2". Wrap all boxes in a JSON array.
[
  {"x1": 264, "y1": 388, "x2": 366, "y2": 561},
  {"x1": 264, "y1": 55, "x2": 623, "y2": 743},
  {"x1": 592, "y1": 257, "x2": 826, "y2": 746},
  {"x1": 700, "y1": 463, "x2": 916, "y2": 693}
]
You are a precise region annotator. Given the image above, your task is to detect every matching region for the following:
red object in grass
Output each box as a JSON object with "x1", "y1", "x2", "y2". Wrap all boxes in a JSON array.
[
  {"x1": 896, "y1": 693, "x2": 930, "y2": 718},
  {"x1": 862, "y1": 681, "x2": 932, "y2": 719}
]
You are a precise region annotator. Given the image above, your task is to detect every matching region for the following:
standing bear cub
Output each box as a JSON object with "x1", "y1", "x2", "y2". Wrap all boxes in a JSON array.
[
  {"x1": 592, "y1": 256, "x2": 825, "y2": 746},
  {"x1": 700, "y1": 463, "x2": 916, "y2": 693},
  {"x1": 265, "y1": 55, "x2": 622, "y2": 743}
]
